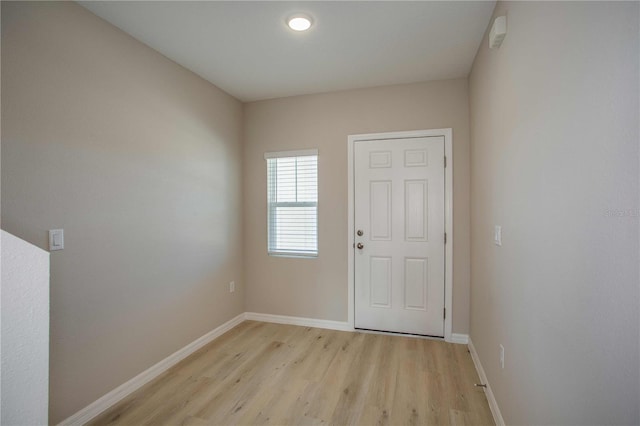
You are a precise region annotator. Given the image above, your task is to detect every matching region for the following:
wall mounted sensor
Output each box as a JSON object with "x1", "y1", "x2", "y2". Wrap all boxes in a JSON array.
[{"x1": 489, "y1": 16, "x2": 507, "y2": 49}]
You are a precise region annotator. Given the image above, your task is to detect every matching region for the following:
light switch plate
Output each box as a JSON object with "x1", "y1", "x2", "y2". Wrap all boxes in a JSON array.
[
  {"x1": 49, "y1": 229, "x2": 64, "y2": 251},
  {"x1": 494, "y1": 225, "x2": 502, "y2": 246}
]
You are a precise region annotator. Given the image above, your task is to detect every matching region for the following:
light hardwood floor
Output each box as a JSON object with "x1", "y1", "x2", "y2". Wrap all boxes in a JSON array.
[{"x1": 89, "y1": 321, "x2": 494, "y2": 426}]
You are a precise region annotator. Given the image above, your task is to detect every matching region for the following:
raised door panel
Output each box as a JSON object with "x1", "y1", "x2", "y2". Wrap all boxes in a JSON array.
[
  {"x1": 370, "y1": 256, "x2": 392, "y2": 308},
  {"x1": 370, "y1": 181, "x2": 392, "y2": 241},
  {"x1": 405, "y1": 179, "x2": 428, "y2": 242},
  {"x1": 369, "y1": 151, "x2": 392, "y2": 168},
  {"x1": 404, "y1": 149, "x2": 428, "y2": 167},
  {"x1": 404, "y1": 257, "x2": 428, "y2": 310}
]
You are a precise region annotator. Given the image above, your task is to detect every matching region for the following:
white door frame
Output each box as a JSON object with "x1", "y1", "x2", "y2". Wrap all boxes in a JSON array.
[{"x1": 347, "y1": 129, "x2": 454, "y2": 342}]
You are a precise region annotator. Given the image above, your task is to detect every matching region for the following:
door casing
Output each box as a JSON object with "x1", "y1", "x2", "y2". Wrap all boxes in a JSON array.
[{"x1": 348, "y1": 129, "x2": 453, "y2": 342}]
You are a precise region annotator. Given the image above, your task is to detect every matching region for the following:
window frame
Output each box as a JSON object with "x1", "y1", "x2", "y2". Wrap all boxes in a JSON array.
[{"x1": 264, "y1": 149, "x2": 319, "y2": 258}]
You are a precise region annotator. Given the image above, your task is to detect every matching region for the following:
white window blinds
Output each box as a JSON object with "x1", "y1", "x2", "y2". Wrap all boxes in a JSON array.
[{"x1": 265, "y1": 150, "x2": 318, "y2": 257}]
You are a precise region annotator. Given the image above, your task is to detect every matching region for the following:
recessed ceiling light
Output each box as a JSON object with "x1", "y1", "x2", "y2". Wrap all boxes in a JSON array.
[{"x1": 287, "y1": 15, "x2": 312, "y2": 32}]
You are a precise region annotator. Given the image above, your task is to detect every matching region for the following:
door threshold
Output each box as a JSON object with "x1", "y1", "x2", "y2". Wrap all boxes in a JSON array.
[{"x1": 355, "y1": 327, "x2": 444, "y2": 341}]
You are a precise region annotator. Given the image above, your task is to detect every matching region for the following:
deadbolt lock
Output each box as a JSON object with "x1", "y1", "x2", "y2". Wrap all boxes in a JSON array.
[{"x1": 357, "y1": 230, "x2": 364, "y2": 236}]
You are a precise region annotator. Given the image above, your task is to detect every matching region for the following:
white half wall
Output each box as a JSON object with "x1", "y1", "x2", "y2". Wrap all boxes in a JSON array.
[{"x1": 1, "y1": 230, "x2": 50, "y2": 425}]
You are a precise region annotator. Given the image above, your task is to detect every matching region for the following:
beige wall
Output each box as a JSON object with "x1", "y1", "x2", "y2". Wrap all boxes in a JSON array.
[
  {"x1": 243, "y1": 79, "x2": 471, "y2": 334},
  {"x1": 12, "y1": 1, "x2": 635, "y2": 423},
  {"x1": 469, "y1": 1, "x2": 639, "y2": 424},
  {"x1": 1, "y1": 2, "x2": 244, "y2": 423}
]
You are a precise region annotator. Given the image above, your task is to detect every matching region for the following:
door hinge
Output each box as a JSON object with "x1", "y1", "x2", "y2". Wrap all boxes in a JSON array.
[
  {"x1": 444, "y1": 156, "x2": 447, "y2": 168},
  {"x1": 443, "y1": 307, "x2": 446, "y2": 320},
  {"x1": 444, "y1": 232, "x2": 447, "y2": 244}
]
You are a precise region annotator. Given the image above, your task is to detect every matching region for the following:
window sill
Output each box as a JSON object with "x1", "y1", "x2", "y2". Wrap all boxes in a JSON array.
[{"x1": 268, "y1": 253, "x2": 318, "y2": 259}]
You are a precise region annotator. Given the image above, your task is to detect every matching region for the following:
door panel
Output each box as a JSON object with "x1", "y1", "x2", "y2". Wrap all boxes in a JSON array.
[
  {"x1": 369, "y1": 151, "x2": 392, "y2": 168},
  {"x1": 370, "y1": 256, "x2": 392, "y2": 308},
  {"x1": 404, "y1": 257, "x2": 428, "y2": 310},
  {"x1": 404, "y1": 179, "x2": 428, "y2": 241},
  {"x1": 354, "y1": 136, "x2": 445, "y2": 336},
  {"x1": 370, "y1": 181, "x2": 392, "y2": 240}
]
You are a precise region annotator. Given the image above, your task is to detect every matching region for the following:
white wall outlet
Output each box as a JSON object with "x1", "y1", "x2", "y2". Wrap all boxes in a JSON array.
[
  {"x1": 229, "y1": 281, "x2": 235, "y2": 293},
  {"x1": 49, "y1": 229, "x2": 64, "y2": 251},
  {"x1": 494, "y1": 225, "x2": 502, "y2": 246},
  {"x1": 499, "y1": 344, "x2": 505, "y2": 369}
]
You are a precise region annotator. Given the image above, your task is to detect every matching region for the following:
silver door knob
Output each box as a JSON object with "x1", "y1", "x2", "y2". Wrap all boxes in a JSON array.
[{"x1": 357, "y1": 243, "x2": 364, "y2": 249}]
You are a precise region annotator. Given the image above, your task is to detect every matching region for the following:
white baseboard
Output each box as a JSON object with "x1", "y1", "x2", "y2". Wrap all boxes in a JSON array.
[
  {"x1": 449, "y1": 333, "x2": 469, "y2": 344},
  {"x1": 468, "y1": 337, "x2": 505, "y2": 426},
  {"x1": 58, "y1": 313, "x2": 246, "y2": 426},
  {"x1": 244, "y1": 312, "x2": 352, "y2": 332}
]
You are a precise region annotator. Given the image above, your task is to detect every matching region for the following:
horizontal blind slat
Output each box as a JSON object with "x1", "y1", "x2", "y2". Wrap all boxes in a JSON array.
[{"x1": 266, "y1": 154, "x2": 318, "y2": 256}]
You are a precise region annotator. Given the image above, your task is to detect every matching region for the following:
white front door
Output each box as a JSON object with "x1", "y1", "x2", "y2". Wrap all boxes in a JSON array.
[{"x1": 354, "y1": 136, "x2": 445, "y2": 336}]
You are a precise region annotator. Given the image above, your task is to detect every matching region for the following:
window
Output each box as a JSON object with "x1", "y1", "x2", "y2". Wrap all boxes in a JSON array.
[{"x1": 265, "y1": 150, "x2": 318, "y2": 257}]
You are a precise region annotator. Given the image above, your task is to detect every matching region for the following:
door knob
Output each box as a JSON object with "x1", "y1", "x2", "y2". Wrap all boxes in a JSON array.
[{"x1": 357, "y1": 243, "x2": 364, "y2": 249}]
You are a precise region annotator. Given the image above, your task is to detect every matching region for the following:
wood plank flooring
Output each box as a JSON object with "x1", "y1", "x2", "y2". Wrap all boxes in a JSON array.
[{"x1": 89, "y1": 321, "x2": 494, "y2": 426}]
